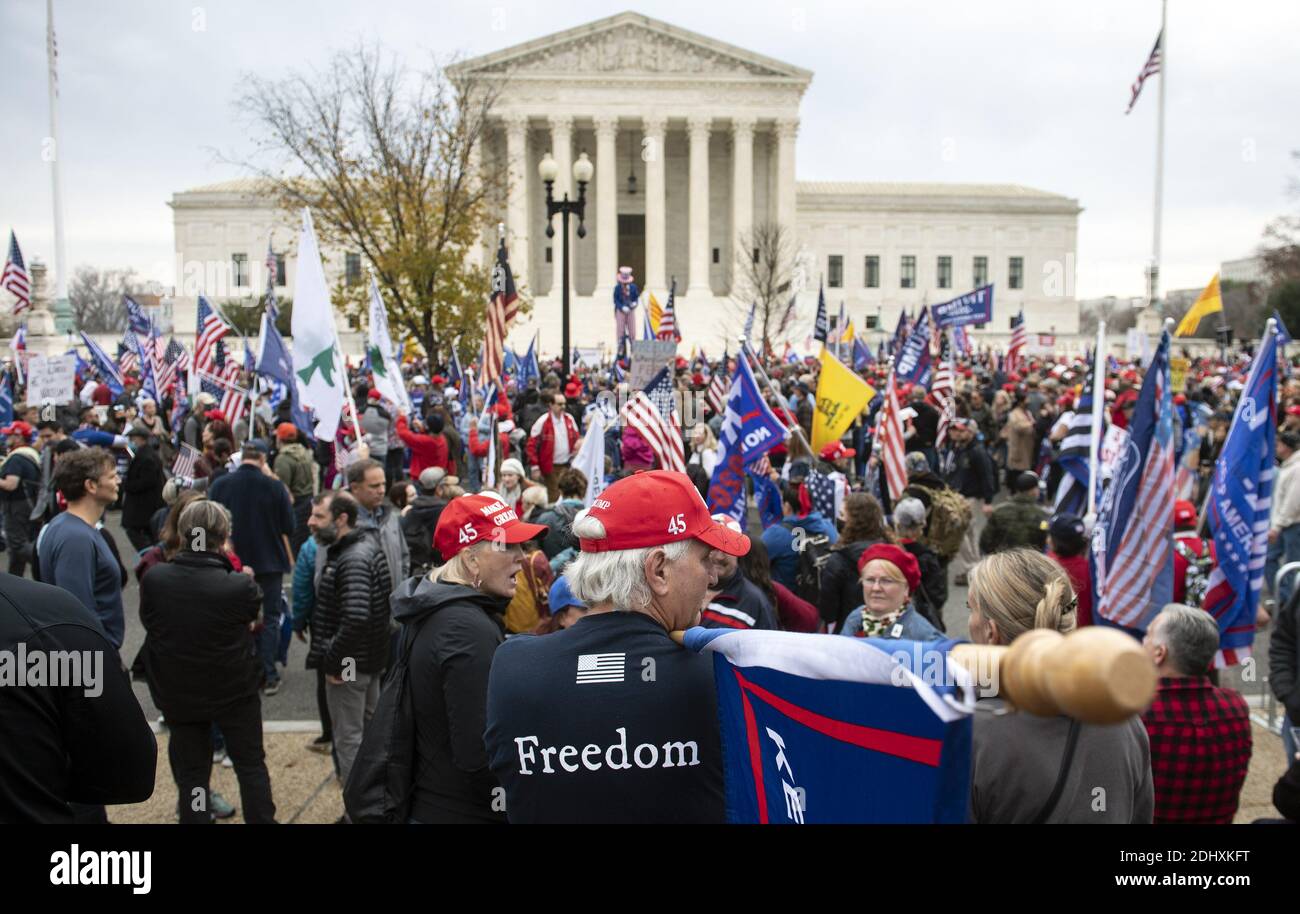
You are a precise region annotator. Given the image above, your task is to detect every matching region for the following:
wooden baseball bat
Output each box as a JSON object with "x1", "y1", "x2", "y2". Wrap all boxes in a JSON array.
[
  {"x1": 950, "y1": 626, "x2": 1157, "y2": 724},
  {"x1": 672, "y1": 626, "x2": 1157, "y2": 725}
]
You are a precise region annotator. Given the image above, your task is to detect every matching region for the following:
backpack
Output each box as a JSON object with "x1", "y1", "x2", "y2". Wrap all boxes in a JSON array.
[
  {"x1": 783, "y1": 520, "x2": 834, "y2": 605},
  {"x1": 342, "y1": 611, "x2": 435, "y2": 824},
  {"x1": 923, "y1": 486, "x2": 972, "y2": 559}
]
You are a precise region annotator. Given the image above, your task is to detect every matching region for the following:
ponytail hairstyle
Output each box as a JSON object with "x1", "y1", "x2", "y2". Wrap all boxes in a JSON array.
[{"x1": 967, "y1": 548, "x2": 1076, "y2": 645}]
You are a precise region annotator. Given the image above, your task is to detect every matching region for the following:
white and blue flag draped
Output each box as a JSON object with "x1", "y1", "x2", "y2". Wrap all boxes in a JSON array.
[
  {"x1": 705, "y1": 353, "x2": 787, "y2": 522},
  {"x1": 1203, "y1": 324, "x2": 1280, "y2": 666},
  {"x1": 1053, "y1": 367, "x2": 1104, "y2": 517},
  {"x1": 81, "y1": 331, "x2": 124, "y2": 397},
  {"x1": 1092, "y1": 329, "x2": 1174, "y2": 634},
  {"x1": 683, "y1": 628, "x2": 974, "y2": 823}
]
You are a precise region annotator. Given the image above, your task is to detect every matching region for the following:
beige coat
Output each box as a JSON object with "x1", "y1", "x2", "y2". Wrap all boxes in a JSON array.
[{"x1": 1001, "y1": 407, "x2": 1037, "y2": 471}]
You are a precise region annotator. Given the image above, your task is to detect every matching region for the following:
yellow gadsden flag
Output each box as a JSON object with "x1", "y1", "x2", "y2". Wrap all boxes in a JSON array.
[
  {"x1": 812, "y1": 348, "x2": 876, "y2": 452},
  {"x1": 1174, "y1": 273, "x2": 1223, "y2": 337}
]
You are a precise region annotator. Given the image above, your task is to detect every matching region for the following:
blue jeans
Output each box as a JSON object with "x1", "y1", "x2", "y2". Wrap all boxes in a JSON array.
[
  {"x1": 254, "y1": 572, "x2": 284, "y2": 685},
  {"x1": 1265, "y1": 524, "x2": 1300, "y2": 608}
]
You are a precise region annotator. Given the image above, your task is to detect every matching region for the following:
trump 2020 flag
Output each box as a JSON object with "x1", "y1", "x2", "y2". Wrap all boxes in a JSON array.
[
  {"x1": 684, "y1": 628, "x2": 974, "y2": 823},
  {"x1": 895, "y1": 306, "x2": 932, "y2": 386},
  {"x1": 706, "y1": 352, "x2": 788, "y2": 522},
  {"x1": 1203, "y1": 323, "x2": 1280, "y2": 666},
  {"x1": 1091, "y1": 329, "x2": 1175, "y2": 635}
]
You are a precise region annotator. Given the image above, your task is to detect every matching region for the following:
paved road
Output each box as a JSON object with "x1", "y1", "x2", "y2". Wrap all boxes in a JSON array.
[{"x1": 104, "y1": 506, "x2": 1272, "y2": 724}]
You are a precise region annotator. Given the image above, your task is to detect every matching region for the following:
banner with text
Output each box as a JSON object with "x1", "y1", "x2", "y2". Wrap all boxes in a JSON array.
[{"x1": 930, "y1": 284, "x2": 994, "y2": 329}]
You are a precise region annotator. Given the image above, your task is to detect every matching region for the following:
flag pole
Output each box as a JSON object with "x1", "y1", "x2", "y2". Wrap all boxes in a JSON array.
[
  {"x1": 47, "y1": 0, "x2": 69, "y2": 308},
  {"x1": 1147, "y1": 0, "x2": 1167, "y2": 314},
  {"x1": 1085, "y1": 320, "x2": 1107, "y2": 531}
]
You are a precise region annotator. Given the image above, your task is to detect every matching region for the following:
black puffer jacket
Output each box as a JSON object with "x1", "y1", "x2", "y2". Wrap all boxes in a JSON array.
[
  {"x1": 139, "y1": 550, "x2": 263, "y2": 719},
  {"x1": 308, "y1": 527, "x2": 393, "y2": 676},
  {"x1": 817, "y1": 539, "x2": 880, "y2": 627},
  {"x1": 391, "y1": 575, "x2": 508, "y2": 824}
]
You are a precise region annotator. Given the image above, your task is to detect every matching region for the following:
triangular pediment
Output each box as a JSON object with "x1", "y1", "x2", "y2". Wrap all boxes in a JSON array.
[{"x1": 451, "y1": 12, "x2": 811, "y2": 82}]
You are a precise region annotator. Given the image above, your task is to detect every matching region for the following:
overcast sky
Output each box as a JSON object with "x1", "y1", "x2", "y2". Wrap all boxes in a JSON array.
[{"x1": 2, "y1": 0, "x2": 1297, "y2": 300}]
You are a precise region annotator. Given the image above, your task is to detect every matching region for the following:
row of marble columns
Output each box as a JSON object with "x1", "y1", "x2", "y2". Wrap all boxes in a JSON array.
[{"x1": 496, "y1": 113, "x2": 799, "y2": 302}]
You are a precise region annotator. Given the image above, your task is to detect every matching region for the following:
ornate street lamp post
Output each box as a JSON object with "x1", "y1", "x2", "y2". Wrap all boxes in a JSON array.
[{"x1": 539, "y1": 150, "x2": 594, "y2": 378}]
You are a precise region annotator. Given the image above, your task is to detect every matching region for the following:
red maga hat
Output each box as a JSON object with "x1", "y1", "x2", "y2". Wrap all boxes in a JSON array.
[
  {"x1": 434, "y1": 493, "x2": 548, "y2": 561},
  {"x1": 857, "y1": 542, "x2": 921, "y2": 593},
  {"x1": 820, "y1": 441, "x2": 856, "y2": 461},
  {"x1": 1174, "y1": 500, "x2": 1197, "y2": 529},
  {"x1": 578, "y1": 470, "x2": 750, "y2": 556}
]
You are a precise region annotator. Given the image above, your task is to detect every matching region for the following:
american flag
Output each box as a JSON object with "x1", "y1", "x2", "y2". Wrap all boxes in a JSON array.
[
  {"x1": 484, "y1": 238, "x2": 518, "y2": 385},
  {"x1": 805, "y1": 468, "x2": 837, "y2": 519},
  {"x1": 1125, "y1": 30, "x2": 1163, "y2": 115},
  {"x1": 9, "y1": 325, "x2": 27, "y2": 385},
  {"x1": 931, "y1": 330, "x2": 955, "y2": 448},
  {"x1": 172, "y1": 442, "x2": 202, "y2": 478},
  {"x1": 154, "y1": 336, "x2": 189, "y2": 396},
  {"x1": 1006, "y1": 309, "x2": 1027, "y2": 374},
  {"x1": 117, "y1": 332, "x2": 139, "y2": 374},
  {"x1": 2, "y1": 232, "x2": 31, "y2": 313},
  {"x1": 1093, "y1": 332, "x2": 1175, "y2": 632},
  {"x1": 705, "y1": 354, "x2": 729, "y2": 416},
  {"x1": 219, "y1": 358, "x2": 249, "y2": 428},
  {"x1": 620, "y1": 366, "x2": 685, "y2": 473},
  {"x1": 656, "y1": 278, "x2": 681, "y2": 343},
  {"x1": 194, "y1": 295, "x2": 232, "y2": 382},
  {"x1": 875, "y1": 372, "x2": 907, "y2": 504}
]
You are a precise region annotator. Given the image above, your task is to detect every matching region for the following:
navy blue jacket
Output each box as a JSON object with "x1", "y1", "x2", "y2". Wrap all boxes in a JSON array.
[{"x1": 209, "y1": 463, "x2": 295, "y2": 574}]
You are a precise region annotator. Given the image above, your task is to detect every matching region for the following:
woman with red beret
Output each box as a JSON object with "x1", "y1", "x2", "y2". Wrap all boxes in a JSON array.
[{"x1": 836, "y1": 542, "x2": 944, "y2": 640}]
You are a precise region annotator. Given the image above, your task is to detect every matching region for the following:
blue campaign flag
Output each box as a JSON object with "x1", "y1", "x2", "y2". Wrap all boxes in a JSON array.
[
  {"x1": 750, "y1": 467, "x2": 783, "y2": 529},
  {"x1": 1054, "y1": 367, "x2": 1104, "y2": 517},
  {"x1": 931, "y1": 284, "x2": 994, "y2": 329},
  {"x1": 853, "y1": 336, "x2": 875, "y2": 371},
  {"x1": 814, "y1": 283, "x2": 829, "y2": 343},
  {"x1": 0, "y1": 375, "x2": 12, "y2": 427},
  {"x1": 517, "y1": 334, "x2": 540, "y2": 387},
  {"x1": 1203, "y1": 324, "x2": 1280, "y2": 666},
  {"x1": 706, "y1": 352, "x2": 788, "y2": 522},
  {"x1": 895, "y1": 306, "x2": 933, "y2": 386},
  {"x1": 683, "y1": 628, "x2": 974, "y2": 823},
  {"x1": 124, "y1": 295, "x2": 151, "y2": 335},
  {"x1": 891, "y1": 310, "x2": 911, "y2": 357},
  {"x1": 81, "y1": 332, "x2": 125, "y2": 397},
  {"x1": 1092, "y1": 329, "x2": 1175, "y2": 635},
  {"x1": 503, "y1": 347, "x2": 519, "y2": 378},
  {"x1": 256, "y1": 310, "x2": 314, "y2": 439}
]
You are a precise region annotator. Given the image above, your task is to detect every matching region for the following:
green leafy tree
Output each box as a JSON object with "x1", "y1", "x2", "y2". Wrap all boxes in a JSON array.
[{"x1": 233, "y1": 43, "x2": 518, "y2": 363}]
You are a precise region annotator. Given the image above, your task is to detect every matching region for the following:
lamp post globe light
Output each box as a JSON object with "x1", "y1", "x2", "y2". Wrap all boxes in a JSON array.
[{"x1": 539, "y1": 151, "x2": 593, "y2": 378}]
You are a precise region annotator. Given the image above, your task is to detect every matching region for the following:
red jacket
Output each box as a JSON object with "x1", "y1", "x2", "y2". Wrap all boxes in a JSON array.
[
  {"x1": 1049, "y1": 551, "x2": 1093, "y2": 628},
  {"x1": 468, "y1": 425, "x2": 510, "y2": 459},
  {"x1": 526, "y1": 411, "x2": 580, "y2": 475},
  {"x1": 395, "y1": 415, "x2": 455, "y2": 479}
]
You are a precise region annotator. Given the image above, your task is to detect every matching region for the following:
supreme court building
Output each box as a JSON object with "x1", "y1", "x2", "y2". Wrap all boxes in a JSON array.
[{"x1": 170, "y1": 12, "x2": 1083, "y2": 354}]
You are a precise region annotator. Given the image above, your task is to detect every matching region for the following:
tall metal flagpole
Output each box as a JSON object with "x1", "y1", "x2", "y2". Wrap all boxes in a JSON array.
[
  {"x1": 47, "y1": 0, "x2": 69, "y2": 310},
  {"x1": 1147, "y1": 0, "x2": 1168, "y2": 313}
]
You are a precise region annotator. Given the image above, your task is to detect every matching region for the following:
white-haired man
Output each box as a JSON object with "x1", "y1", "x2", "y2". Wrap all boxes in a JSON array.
[{"x1": 484, "y1": 470, "x2": 749, "y2": 823}]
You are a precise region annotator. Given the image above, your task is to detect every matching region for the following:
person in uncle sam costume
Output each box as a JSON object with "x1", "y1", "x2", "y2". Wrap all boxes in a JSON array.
[
  {"x1": 612, "y1": 266, "x2": 639, "y2": 354},
  {"x1": 484, "y1": 470, "x2": 749, "y2": 824}
]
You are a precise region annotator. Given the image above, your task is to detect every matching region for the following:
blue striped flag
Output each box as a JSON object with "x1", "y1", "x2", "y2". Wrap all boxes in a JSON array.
[
  {"x1": 1202, "y1": 324, "x2": 1279, "y2": 666},
  {"x1": 1091, "y1": 329, "x2": 1175, "y2": 634},
  {"x1": 1054, "y1": 367, "x2": 1104, "y2": 516},
  {"x1": 683, "y1": 628, "x2": 974, "y2": 823}
]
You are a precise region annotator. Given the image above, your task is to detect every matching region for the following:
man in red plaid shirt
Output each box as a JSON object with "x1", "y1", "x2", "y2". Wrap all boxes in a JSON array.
[{"x1": 1141, "y1": 604, "x2": 1253, "y2": 824}]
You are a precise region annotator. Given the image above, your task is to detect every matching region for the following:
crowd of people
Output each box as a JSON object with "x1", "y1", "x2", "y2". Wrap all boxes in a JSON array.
[{"x1": 0, "y1": 332, "x2": 1298, "y2": 826}]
